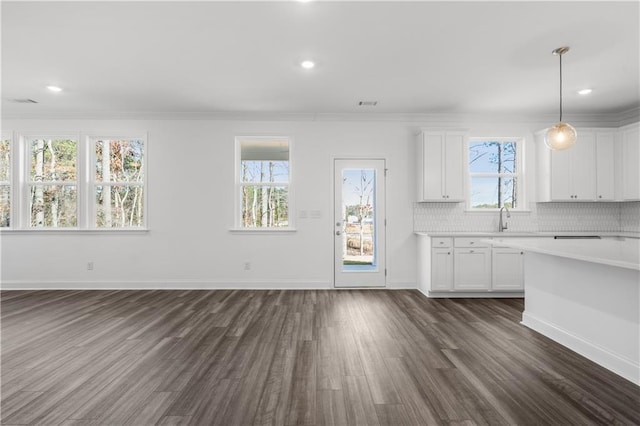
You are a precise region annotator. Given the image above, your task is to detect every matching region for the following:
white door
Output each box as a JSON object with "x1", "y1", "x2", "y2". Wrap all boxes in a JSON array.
[{"x1": 334, "y1": 159, "x2": 386, "y2": 288}]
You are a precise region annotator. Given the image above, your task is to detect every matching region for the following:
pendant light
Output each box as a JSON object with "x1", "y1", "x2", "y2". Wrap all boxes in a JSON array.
[{"x1": 544, "y1": 46, "x2": 577, "y2": 151}]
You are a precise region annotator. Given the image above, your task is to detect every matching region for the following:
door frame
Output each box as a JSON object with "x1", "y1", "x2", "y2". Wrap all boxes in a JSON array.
[{"x1": 332, "y1": 157, "x2": 387, "y2": 288}]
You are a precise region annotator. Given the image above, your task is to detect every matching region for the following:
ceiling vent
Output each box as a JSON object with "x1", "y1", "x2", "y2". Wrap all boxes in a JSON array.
[
  {"x1": 358, "y1": 101, "x2": 378, "y2": 106},
  {"x1": 9, "y1": 98, "x2": 38, "y2": 104}
]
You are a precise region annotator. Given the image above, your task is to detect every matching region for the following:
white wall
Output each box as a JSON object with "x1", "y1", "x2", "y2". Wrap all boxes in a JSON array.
[
  {"x1": 1, "y1": 116, "x2": 630, "y2": 289},
  {"x1": 2, "y1": 117, "x2": 420, "y2": 289}
]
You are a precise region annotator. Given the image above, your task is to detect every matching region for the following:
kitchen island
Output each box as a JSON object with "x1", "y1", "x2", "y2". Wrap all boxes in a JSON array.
[{"x1": 488, "y1": 237, "x2": 640, "y2": 385}]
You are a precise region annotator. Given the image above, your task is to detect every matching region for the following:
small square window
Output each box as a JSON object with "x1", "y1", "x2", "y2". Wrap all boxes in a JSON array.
[{"x1": 468, "y1": 139, "x2": 523, "y2": 210}]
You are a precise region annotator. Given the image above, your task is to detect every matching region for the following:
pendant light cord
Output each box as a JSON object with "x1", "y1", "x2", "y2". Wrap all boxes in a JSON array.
[{"x1": 559, "y1": 53, "x2": 563, "y2": 122}]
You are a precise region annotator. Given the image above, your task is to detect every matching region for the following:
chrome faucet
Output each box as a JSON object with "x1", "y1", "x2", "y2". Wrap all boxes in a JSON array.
[{"x1": 498, "y1": 206, "x2": 511, "y2": 232}]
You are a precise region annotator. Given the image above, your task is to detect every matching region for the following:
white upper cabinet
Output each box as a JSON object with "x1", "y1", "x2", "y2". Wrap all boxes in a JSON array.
[
  {"x1": 416, "y1": 131, "x2": 465, "y2": 202},
  {"x1": 536, "y1": 128, "x2": 616, "y2": 202},
  {"x1": 595, "y1": 131, "x2": 616, "y2": 201},
  {"x1": 620, "y1": 123, "x2": 640, "y2": 201}
]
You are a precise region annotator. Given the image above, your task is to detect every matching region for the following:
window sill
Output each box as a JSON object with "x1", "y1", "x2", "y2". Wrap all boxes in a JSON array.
[
  {"x1": 0, "y1": 228, "x2": 149, "y2": 235},
  {"x1": 229, "y1": 228, "x2": 297, "y2": 234}
]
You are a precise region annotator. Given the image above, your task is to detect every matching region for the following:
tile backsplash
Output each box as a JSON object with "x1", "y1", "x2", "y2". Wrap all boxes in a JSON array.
[
  {"x1": 414, "y1": 201, "x2": 640, "y2": 234},
  {"x1": 621, "y1": 202, "x2": 640, "y2": 233}
]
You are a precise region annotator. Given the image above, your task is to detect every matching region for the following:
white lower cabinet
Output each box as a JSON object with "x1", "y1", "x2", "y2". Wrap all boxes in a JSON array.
[
  {"x1": 431, "y1": 248, "x2": 453, "y2": 291},
  {"x1": 491, "y1": 248, "x2": 524, "y2": 290},
  {"x1": 453, "y1": 248, "x2": 491, "y2": 290},
  {"x1": 424, "y1": 236, "x2": 524, "y2": 295}
]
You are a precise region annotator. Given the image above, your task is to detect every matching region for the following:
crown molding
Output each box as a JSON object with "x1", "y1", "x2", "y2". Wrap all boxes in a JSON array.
[{"x1": 2, "y1": 108, "x2": 637, "y2": 127}]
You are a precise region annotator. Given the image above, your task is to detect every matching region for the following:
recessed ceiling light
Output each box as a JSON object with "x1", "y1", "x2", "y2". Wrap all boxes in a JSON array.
[
  {"x1": 578, "y1": 88, "x2": 593, "y2": 95},
  {"x1": 47, "y1": 85, "x2": 63, "y2": 92},
  {"x1": 301, "y1": 61, "x2": 315, "y2": 69}
]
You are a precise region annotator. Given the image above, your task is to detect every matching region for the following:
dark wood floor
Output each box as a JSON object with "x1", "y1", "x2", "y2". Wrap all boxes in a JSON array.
[{"x1": 1, "y1": 290, "x2": 638, "y2": 425}]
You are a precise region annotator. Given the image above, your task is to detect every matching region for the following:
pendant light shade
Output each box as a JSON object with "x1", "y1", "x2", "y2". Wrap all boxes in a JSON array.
[
  {"x1": 545, "y1": 47, "x2": 577, "y2": 151},
  {"x1": 545, "y1": 122, "x2": 577, "y2": 151}
]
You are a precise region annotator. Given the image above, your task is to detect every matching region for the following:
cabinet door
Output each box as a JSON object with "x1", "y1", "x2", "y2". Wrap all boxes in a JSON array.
[
  {"x1": 572, "y1": 132, "x2": 596, "y2": 200},
  {"x1": 549, "y1": 131, "x2": 596, "y2": 201},
  {"x1": 492, "y1": 248, "x2": 524, "y2": 290},
  {"x1": 453, "y1": 248, "x2": 491, "y2": 290},
  {"x1": 431, "y1": 248, "x2": 453, "y2": 291},
  {"x1": 444, "y1": 133, "x2": 465, "y2": 200},
  {"x1": 421, "y1": 133, "x2": 445, "y2": 200},
  {"x1": 622, "y1": 125, "x2": 640, "y2": 200},
  {"x1": 550, "y1": 148, "x2": 572, "y2": 200},
  {"x1": 595, "y1": 132, "x2": 615, "y2": 201}
]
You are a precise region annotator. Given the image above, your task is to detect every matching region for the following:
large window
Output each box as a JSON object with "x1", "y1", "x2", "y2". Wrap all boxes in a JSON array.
[
  {"x1": 93, "y1": 138, "x2": 145, "y2": 228},
  {"x1": 236, "y1": 136, "x2": 291, "y2": 229},
  {"x1": 468, "y1": 138, "x2": 523, "y2": 210},
  {"x1": 0, "y1": 133, "x2": 146, "y2": 230},
  {"x1": 28, "y1": 137, "x2": 78, "y2": 227}
]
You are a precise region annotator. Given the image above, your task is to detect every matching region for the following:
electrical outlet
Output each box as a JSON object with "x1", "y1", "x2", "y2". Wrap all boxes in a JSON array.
[
  {"x1": 87, "y1": 262, "x2": 94, "y2": 271},
  {"x1": 243, "y1": 261, "x2": 251, "y2": 270}
]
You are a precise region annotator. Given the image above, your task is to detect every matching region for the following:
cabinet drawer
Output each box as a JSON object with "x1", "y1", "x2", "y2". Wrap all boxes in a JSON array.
[
  {"x1": 431, "y1": 237, "x2": 453, "y2": 248},
  {"x1": 454, "y1": 237, "x2": 488, "y2": 248}
]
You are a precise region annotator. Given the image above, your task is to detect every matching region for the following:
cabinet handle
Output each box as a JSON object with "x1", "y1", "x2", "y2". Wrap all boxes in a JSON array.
[
  {"x1": 470, "y1": 250, "x2": 474, "y2": 253},
  {"x1": 470, "y1": 241, "x2": 474, "y2": 245},
  {"x1": 520, "y1": 252, "x2": 524, "y2": 255},
  {"x1": 599, "y1": 195, "x2": 602, "y2": 199},
  {"x1": 447, "y1": 252, "x2": 451, "y2": 255}
]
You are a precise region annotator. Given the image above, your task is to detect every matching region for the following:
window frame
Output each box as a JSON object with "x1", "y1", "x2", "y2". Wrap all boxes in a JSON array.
[
  {"x1": 0, "y1": 132, "x2": 13, "y2": 229},
  {"x1": 21, "y1": 133, "x2": 80, "y2": 229},
  {"x1": 466, "y1": 137, "x2": 525, "y2": 211},
  {"x1": 87, "y1": 135, "x2": 148, "y2": 230},
  {"x1": 0, "y1": 131, "x2": 148, "y2": 232},
  {"x1": 233, "y1": 135, "x2": 295, "y2": 232}
]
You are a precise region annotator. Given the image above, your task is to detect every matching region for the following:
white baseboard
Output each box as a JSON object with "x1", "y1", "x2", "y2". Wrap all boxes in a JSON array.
[
  {"x1": 522, "y1": 311, "x2": 640, "y2": 386},
  {"x1": 425, "y1": 291, "x2": 524, "y2": 298},
  {"x1": 386, "y1": 281, "x2": 417, "y2": 289},
  {"x1": 0, "y1": 279, "x2": 333, "y2": 291},
  {"x1": 0, "y1": 279, "x2": 418, "y2": 291}
]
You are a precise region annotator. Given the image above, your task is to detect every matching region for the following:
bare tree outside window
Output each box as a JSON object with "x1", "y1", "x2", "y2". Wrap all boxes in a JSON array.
[
  {"x1": 342, "y1": 169, "x2": 375, "y2": 265},
  {"x1": 0, "y1": 138, "x2": 10, "y2": 227},
  {"x1": 95, "y1": 139, "x2": 145, "y2": 228},
  {"x1": 468, "y1": 140, "x2": 521, "y2": 209},
  {"x1": 29, "y1": 138, "x2": 77, "y2": 227},
  {"x1": 238, "y1": 137, "x2": 290, "y2": 228}
]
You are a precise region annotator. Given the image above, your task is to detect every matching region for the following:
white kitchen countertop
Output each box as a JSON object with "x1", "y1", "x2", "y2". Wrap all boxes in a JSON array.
[
  {"x1": 484, "y1": 237, "x2": 640, "y2": 271},
  {"x1": 415, "y1": 231, "x2": 640, "y2": 238}
]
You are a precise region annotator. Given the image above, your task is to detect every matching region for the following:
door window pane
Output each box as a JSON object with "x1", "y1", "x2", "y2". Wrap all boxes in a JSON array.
[{"x1": 342, "y1": 169, "x2": 376, "y2": 270}]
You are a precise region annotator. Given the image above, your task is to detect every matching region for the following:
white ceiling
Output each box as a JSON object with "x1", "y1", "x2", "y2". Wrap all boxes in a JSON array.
[{"x1": 2, "y1": 1, "x2": 639, "y2": 119}]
